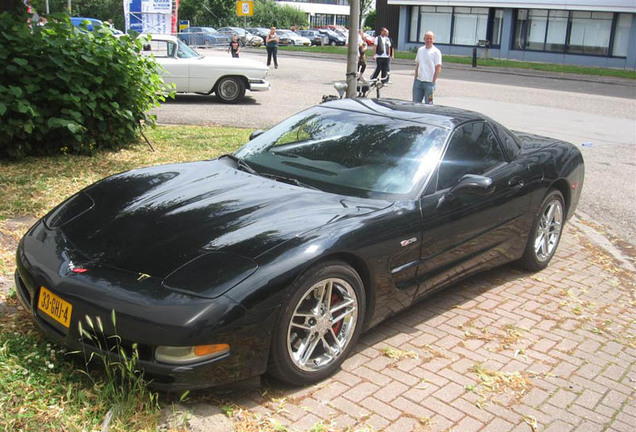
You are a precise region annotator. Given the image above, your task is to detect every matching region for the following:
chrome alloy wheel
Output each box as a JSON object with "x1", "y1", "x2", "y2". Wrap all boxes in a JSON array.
[
  {"x1": 534, "y1": 198, "x2": 563, "y2": 262},
  {"x1": 286, "y1": 278, "x2": 358, "y2": 372}
]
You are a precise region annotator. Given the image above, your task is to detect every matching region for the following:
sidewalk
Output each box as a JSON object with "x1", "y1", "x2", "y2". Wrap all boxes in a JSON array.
[{"x1": 161, "y1": 216, "x2": 635, "y2": 432}]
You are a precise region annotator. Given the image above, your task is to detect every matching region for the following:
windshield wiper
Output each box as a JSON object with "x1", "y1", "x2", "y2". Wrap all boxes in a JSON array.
[
  {"x1": 261, "y1": 173, "x2": 320, "y2": 190},
  {"x1": 219, "y1": 154, "x2": 258, "y2": 175}
]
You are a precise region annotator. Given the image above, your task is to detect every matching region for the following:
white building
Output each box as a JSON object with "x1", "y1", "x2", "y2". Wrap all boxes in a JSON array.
[
  {"x1": 276, "y1": 0, "x2": 351, "y2": 27},
  {"x1": 380, "y1": 0, "x2": 635, "y2": 68}
]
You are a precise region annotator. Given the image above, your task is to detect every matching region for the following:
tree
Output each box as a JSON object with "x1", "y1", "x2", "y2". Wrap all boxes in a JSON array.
[
  {"x1": 178, "y1": 0, "x2": 237, "y2": 27},
  {"x1": 250, "y1": 0, "x2": 307, "y2": 28},
  {"x1": 364, "y1": 9, "x2": 376, "y2": 31},
  {"x1": 360, "y1": 0, "x2": 374, "y2": 27},
  {"x1": 0, "y1": 12, "x2": 168, "y2": 158},
  {"x1": 30, "y1": 0, "x2": 125, "y2": 30}
]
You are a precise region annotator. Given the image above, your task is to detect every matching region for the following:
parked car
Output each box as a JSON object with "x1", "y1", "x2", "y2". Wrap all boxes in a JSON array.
[
  {"x1": 317, "y1": 29, "x2": 346, "y2": 46},
  {"x1": 245, "y1": 27, "x2": 269, "y2": 42},
  {"x1": 71, "y1": 17, "x2": 122, "y2": 34},
  {"x1": 179, "y1": 27, "x2": 230, "y2": 47},
  {"x1": 15, "y1": 98, "x2": 584, "y2": 390},
  {"x1": 217, "y1": 27, "x2": 262, "y2": 47},
  {"x1": 141, "y1": 35, "x2": 269, "y2": 103},
  {"x1": 327, "y1": 25, "x2": 349, "y2": 41},
  {"x1": 297, "y1": 29, "x2": 329, "y2": 46},
  {"x1": 273, "y1": 30, "x2": 293, "y2": 46},
  {"x1": 275, "y1": 29, "x2": 311, "y2": 46}
]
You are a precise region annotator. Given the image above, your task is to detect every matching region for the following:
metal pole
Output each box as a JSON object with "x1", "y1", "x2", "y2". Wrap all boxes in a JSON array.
[
  {"x1": 45, "y1": 0, "x2": 49, "y2": 14},
  {"x1": 67, "y1": 0, "x2": 71, "y2": 14},
  {"x1": 345, "y1": 0, "x2": 360, "y2": 98}
]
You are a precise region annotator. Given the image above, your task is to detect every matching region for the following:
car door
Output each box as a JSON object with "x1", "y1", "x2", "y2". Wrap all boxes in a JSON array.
[
  {"x1": 414, "y1": 120, "x2": 532, "y2": 298},
  {"x1": 153, "y1": 40, "x2": 190, "y2": 92}
]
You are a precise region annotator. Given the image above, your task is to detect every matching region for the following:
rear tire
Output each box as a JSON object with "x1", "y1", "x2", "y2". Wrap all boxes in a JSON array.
[
  {"x1": 519, "y1": 189, "x2": 565, "y2": 271},
  {"x1": 215, "y1": 77, "x2": 245, "y2": 104},
  {"x1": 268, "y1": 261, "x2": 365, "y2": 385}
]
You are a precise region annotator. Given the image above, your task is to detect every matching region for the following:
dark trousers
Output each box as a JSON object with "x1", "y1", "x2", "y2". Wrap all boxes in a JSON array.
[
  {"x1": 266, "y1": 46, "x2": 278, "y2": 67},
  {"x1": 370, "y1": 57, "x2": 390, "y2": 83}
]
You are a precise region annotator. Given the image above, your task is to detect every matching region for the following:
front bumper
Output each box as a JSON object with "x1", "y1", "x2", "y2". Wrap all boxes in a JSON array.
[
  {"x1": 248, "y1": 79, "x2": 270, "y2": 92},
  {"x1": 14, "y1": 221, "x2": 276, "y2": 390}
]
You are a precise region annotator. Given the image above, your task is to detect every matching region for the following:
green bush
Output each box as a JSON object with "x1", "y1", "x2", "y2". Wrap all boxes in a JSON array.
[{"x1": 0, "y1": 13, "x2": 169, "y2": 158}]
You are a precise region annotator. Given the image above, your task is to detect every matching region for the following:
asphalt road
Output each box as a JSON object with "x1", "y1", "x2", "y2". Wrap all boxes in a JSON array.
[{"x1": 153, "y1": 48, "x2": 636, "y2": 246}]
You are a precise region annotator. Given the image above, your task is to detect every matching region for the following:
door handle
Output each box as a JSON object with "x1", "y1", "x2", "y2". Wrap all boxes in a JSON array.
[{"x1": 508, "y1": 177, "x2": 525, "y2": 189}]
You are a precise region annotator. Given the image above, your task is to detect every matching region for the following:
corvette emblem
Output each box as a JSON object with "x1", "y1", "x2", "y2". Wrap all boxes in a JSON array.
[{"x1": 400, "y1": 237, "x2": 417, "y2": 247}]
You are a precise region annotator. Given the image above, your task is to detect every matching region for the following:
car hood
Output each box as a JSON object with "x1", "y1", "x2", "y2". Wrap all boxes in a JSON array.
[
  {"x1": 196, "y1": 55, "x2": 267, "y2": 72},
  {"x1": 57, "y1": 159, "x2": 388, "y2": 278}
]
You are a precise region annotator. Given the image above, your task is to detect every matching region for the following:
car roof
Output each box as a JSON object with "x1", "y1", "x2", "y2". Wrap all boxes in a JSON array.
[{"x1": 320, "y1": 98, "x2": 488, "y2": 130}]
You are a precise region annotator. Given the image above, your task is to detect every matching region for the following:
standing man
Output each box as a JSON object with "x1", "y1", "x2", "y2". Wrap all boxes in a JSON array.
[
  {"x1": 370, "y1": 27, "x2": 393, "y2": 84},
  {"x1": 413, "y1": 31, "x2": 442, "y2": 104}
]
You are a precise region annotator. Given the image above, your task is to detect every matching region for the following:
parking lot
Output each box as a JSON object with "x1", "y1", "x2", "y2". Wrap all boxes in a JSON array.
[{"x1": 155, "y1": 50, "x2": 636, "y2": 431}]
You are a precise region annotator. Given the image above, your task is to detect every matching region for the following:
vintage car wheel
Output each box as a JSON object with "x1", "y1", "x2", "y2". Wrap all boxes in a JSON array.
[
  {"x1": 215, "y1": 77, "x2": 245, "y2": 104},
  {"x1": 269, "y1": 261, "x2": 365, "y2": 385},
  {"x1": 520, "y1": 189, "x2": 564, "y2": 271}
]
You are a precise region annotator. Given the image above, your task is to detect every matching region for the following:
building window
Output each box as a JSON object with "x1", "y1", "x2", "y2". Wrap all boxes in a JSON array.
[
  {"x1": 569, "y1": 11, "x2": 612, "y2": 56},
  {"x1": 612, "y1": 13, "x2": 632, "y2": 57},
  {"x1": 409, "y1": 7, "x2": 504, "y2": 47},
  {"x1": 452, "y1": 7, "x2": 488, "y2": 46},
  {"x1": 335, "y1": 15, "x2": 349, "y2": 27},
  {"x1": 419, "y1": 6, "x2": 452, "y2": 44},
  {"x1": 513, "y1": 9, "x2": 626, "y2": 57},
  {"x1": 490, "y1": 9, "x2": 504, "y2": 46},
  {"x1": 410, "y1": 6, "x2": 419, "y2": 42},
  {"x1": 545, "y1": 10, "x2": 568, "y2": 52}
]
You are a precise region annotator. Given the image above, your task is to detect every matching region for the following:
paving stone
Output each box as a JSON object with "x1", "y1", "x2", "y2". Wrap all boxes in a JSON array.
[
  {"x1": 342, "y1": 381, "x2": 380, "y2": 403},
  {"x1": 360, "y1": 396, "x2": 402, "y2": 421}
]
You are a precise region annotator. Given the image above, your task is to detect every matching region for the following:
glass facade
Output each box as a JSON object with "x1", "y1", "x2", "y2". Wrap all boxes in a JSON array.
[
  {"x1": 514, "y1": 9, "x2": 628, "y2": 57},
  {"x1": 409, "y1": 6, "x2": 503, "y2": 46}
]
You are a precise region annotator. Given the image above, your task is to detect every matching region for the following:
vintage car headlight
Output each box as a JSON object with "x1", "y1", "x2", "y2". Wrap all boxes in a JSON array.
[
  {"x1": 155, "y1": 344, "x2": 230, "y2": 364},
  {"x1": 44, "y1": 193, "x2": 94, "y2": 229},
  {"x1": 162, "y1": 252, "x2": 258, "y2": 298}
]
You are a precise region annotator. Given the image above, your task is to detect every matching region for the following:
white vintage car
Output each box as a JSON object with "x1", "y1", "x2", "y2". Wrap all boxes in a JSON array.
[{"x1": 142, "y1": 34, "x2": 270, "y2": 103}]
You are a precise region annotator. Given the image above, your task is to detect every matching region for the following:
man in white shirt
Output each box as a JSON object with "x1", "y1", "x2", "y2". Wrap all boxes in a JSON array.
[
  {"x1": 371, "y1": 27, "x2": 394, "y2": 84},
  {"x1": 413, "y1": 31, "x2": 442, "y2": 104}
]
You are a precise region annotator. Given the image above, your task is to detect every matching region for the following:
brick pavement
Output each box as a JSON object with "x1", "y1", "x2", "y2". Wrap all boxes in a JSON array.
[{"x1": 217, "y1": 218, "x2": 635, "y2": 431}]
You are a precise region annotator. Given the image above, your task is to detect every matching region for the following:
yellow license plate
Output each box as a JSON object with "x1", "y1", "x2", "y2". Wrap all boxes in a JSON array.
[{"x1": 38, "y1": 287, "x2": 73, "y2": 328}]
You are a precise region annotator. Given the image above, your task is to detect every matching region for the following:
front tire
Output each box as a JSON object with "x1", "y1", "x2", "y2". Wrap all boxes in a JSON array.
[
  {"x1": 268, "y1": 261, "x2": 365, "y2": 385},
  {"x1": 215, "y1": 77, "x2": 245, "y2": 104},
  {"x1": 519, "y1": 189, "x2": 565, "y2": 271}
]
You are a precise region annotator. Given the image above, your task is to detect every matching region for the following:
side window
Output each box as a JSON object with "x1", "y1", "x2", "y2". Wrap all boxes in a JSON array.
[
  {"x1": 437, "y1": 122, "x2": 505, "y2": 190},
  {"x1": 142, "y1": 40, "x2": 171, "y2": 58},
  {"x1": 490, "y1": 121, "x2": 521, "y2": 159}
]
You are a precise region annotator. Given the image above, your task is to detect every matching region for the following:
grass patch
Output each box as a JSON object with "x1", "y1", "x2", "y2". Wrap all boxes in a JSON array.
[
  {"x1": 0, "y1": 124, "x2": 251, "y2": 430},
  {"x1": 0, "y1": 296, "x2": 159, "y2": 431},
  {"x1": 0, "y1": 125, "x2": 249, "y2": 220},
  {"x1": 277, "y1": 45, "x2": 636, "y2": 79}
]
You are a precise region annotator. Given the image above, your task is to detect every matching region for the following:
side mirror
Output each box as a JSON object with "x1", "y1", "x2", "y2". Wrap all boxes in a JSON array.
[
  {"x1": 448, "y1": 174, "x2": 495, "y2": 197},
  {"x1": 249, "y1": 129, "x2": 265, "y2": 140}
]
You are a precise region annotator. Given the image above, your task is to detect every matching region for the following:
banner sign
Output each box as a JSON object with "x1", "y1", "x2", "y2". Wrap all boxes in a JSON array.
[{"x1": 124, "y1": 0, "x2": 174, "y2": 34}]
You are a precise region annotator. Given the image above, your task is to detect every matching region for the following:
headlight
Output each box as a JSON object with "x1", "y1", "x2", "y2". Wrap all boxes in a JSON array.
[
  {"x1": 44, "y1": 193, "x2": 94, "y2": 229},
  {"x1": 155, "y1": 344, "x2": 230, "y2": 364}
]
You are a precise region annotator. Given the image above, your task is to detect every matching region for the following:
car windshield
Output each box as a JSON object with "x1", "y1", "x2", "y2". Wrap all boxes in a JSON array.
[
  {"x1": 235, "y1": 106, "x2": 449, "y2": 199},
  {"x1": 175, "y1": 40, "x2": 199, "y2": 58}
]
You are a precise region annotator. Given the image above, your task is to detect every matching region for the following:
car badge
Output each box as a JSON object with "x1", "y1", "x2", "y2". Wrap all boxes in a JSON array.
[
  {"x1": 400, "y1": 237, "x2": 417, "y2": 247},
  {"x1": 68, "y1": 261, "x2": 88, "y2": 274},
  {"x1": 137, "y1": 273, "x2": 151, "y2": 282}
]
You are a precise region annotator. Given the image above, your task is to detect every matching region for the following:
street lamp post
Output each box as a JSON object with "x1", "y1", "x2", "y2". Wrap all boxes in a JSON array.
[{"x1": 345, "y1": 0, "x2": 360, "y2": 98}]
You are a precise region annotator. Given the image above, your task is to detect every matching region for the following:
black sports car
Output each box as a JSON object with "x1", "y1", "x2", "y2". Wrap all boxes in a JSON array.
[{"x1": 15, "y1": 99, "x2": 584, "y2": 390}]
